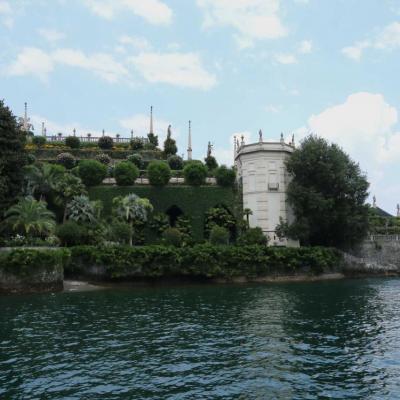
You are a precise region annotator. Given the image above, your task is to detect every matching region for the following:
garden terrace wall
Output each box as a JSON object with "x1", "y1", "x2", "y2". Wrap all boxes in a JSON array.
[
  {"x1": 88, "y1": 186, "x2": 238, "y2": 241},
  {"x1": 0, "y1": 248, "x2": 70, "y2": 294}
]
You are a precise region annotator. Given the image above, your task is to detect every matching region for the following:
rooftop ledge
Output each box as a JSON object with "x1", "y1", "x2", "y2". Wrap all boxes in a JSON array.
[{"x1": 235, "y1": 141, "x2": 295, "y2": 159}]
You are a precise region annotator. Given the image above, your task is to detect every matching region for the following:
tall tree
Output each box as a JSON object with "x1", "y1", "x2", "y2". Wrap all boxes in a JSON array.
[
  {"x1": 163, "y1": 125, "x2": 177, "y2": 157},
  {"x1": 0, "y1": 100, "x2": 27, "y2": 217},
  {"x1": 282, "y1": 135, "x2": 369, "y2": 249}
]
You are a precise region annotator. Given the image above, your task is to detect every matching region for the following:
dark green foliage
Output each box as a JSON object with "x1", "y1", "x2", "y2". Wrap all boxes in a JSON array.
[
  {"x1": 114, "y1": 161, "x2": 139, "y2": 186},
  {"x1": 183, "y1": 161, "x2": 208, "y2": 186},
  {"x1": 0, "y1": 248, "x2": 70, "y2": 277},
  {"x1": 109, "y1": 221, "x2": 132, "y2": 245},
  {"x1": 205, "y1": 206, "x2": 236, "y2": 239},
  {"x1": 27, "y1": 154, "x2": 36, "y2": 164},
  {"x1": 162, "y1": 227, "x2": 182, "y2": 247},
  {"x1": 368, "y1": 207, "x2": 400, "y2": 234},
  {"x1": 127, "y1": 154, "x2": 143, "y2": 169},
  {"x1": 0, "y1": 100, "x2": 28, "y2": 217},
  {"x1": 163, "y1": 130, "x2": 177, "y2": 157},
  {"x1": 147, "y1": 161, "x2": 171, "y2": 186},
  {"x1": 32, "y1": 136, "x2": 46, "y2": 147},
  {"x1": 65, "y1": 136, "x2": 80, "y2": 149},
  {"x1": 215, "y1": 165, "x2": 236, "y2": 187},
  {"x1": 56, "y1": 152, "x2": 76, "y2": 169},
  {"x1": 67, "y1": 245, "x2": 343, "y2": 279},
  {"x1": 78, "y1": 160, "x2": 107, "y2": 186},
  {"x1": 204, "y1": 155, "x2": 218, "y2": 170},
  {"x1": 167, "y1": 155, "x2": 184, "y2": 170},
  {"x1": 209, "y1": 226, "x2": 229, "y2": 245},
  {"x1": 284, "y1": 135, "x2": 369, "y2": 249},
  {"x1": 56, "y1": 221, "x2": 87, "y2": 246},
  {"x1": 150, "y1": 213, "x2": 170, "y2": 235},
  {"x1": 95, "y1": 153, "x2": 111, "y2": 165},
  {"x1": 147, "y1": 132, "x2": 158, "y2": 148},
  {"x1": 237, "y1": 227, "x2": 268, "y2": 246},
  {"x1": 130, "y1": 137, "x2": 144, "y2": 150},
  {"x1": 98, "y1": 136, "x2": 114, "y2": 150},
  {"x1": 88, "y1": 186, "x2": 237, "y2": 241}
]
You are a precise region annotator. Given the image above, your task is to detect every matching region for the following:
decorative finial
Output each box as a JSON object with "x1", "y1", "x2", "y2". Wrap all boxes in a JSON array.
[
  {"x1": 207, "y1": 141, "x2": 213, "y2": 158},
  {"x1": 373, "y1": 195, "x2": 377, "y2": 208},
  {"x1": 280, "y1": 133, "x2": 284, "y2": 143},
  {"x1": 102, "y1": 129, "x2": 105, "y2": 137},
  {"x1": 187, "y1": 120, "x2": 192, "y2": 161},
  {"x1": 131, "y1": 129, "x2": 134, "y2": 139},
  {"x1": 73, "y1": 128, "x2": 76, "y2": 137},
  {"x1": 259, "y1": 129, "x2": 263, "y2": 143},
  {"x1": 149, "y1": 106, "x2": 154, "y2": 134},
  {"x1": 241, "y1": 135, "x2": 245, "y2": 146}
]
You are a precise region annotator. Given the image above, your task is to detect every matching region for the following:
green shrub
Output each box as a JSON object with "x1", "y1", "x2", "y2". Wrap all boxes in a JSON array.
[
  {"x1": 205, "y1": 155, "x2": 218, "y2": 170},
  {"x1": 237, "y1": 227, "x2": 267, "y2": 246},
  {"x1": 98, "y1": 136, "x2": 114, "y2": 150},
  {"x1": 32, "y1": 136, "x2": 46, "y2": 147},
  {"x1": 114, "y1": 161, "x2": 139, "y2": 186},
  {"x1": 215, "y1": 165, "x2": 236, "y2": 187},
  {"x1": 130, "y1": 137, "x2": 144, "y2": 151},
  {"x1": 78, "y1": 160, "x2": 107, "y2": 186},
  {"x1": 56, "y1": 221, "x2": 86, "y2": 246},
  {"x1": 56, "y1": 152, "x2": 76, "y2": 169},
  {"x1": 109, "y1": 221, "x2": 132, "y2": 245},
  {"x1": 95, "y1": 153, "x2": 111, "y2": 165},
  {"x1": 183, "y1": 161, "x2": 207, "y2": 186},
  {"x1": 65, "y1": 136, "x2": 81, "y2": 149},
  {"x1": 27, "y1": 154, "x2": 36, "y2": 164},
  {"x1": 162, "y1": 227, "x2": 182, "y2": 247},
  {"x1": 209, "y1": 226, "x2": 230, "y2": 245},
  {"x1": 168, "y1": 155, "x2": 184, "y2": 170},
  {"x1": 147, "y1": 161, "x2": 171, "y2": 186},
  {"x1": 127, "y1": 154, "x2": 143, "y2": 169}
]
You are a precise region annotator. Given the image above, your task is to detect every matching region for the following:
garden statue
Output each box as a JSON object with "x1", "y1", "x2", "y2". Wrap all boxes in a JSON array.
[{"x1": 207, "y1": 141, "x2": 213, "y2": 158}]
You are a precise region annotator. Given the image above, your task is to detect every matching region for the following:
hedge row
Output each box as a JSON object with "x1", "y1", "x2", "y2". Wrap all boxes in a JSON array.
[
  {"x1": 88, "y1": 185, "x2": 238, "y2": 240},
  {"x1": 67, "y1": 245, "x2": 343, "y2": 279},
  {"x1": 0, "y1": 248, "x2": 70, "y2": 277}
]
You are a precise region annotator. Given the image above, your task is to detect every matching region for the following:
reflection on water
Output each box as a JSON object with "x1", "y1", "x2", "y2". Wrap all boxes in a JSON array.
[{"x1": 1, "y1": 279, "x2": 400, "y2": 399}]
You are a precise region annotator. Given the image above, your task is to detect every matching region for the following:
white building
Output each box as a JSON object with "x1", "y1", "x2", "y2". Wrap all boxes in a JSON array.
[{"x1": 235, "y1": 132, "x2": 299, "y2": 247}]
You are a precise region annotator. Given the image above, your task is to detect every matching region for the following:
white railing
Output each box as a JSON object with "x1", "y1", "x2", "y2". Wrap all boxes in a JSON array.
[
  {"x1": 45, "y1": 135, "x2": 148, "y2": 144},
  {"x1": 368, "y1": 235, "x2": 400, "y2": 242}
]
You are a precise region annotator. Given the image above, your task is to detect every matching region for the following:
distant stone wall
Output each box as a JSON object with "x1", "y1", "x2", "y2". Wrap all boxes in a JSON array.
[{"x1": 343, "y1": 240, "x2": 400, "y2": 275}]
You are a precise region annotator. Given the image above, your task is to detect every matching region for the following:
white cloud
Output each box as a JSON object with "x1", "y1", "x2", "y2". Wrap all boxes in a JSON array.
[
  {"x1": 275, "y1": 53, "x2": 297, "y2": 64},
  {"x1": 197, "y1": 0, "x2": 287, "y2": 49},
  {"x1": 129, "y1": 52, "x2": 217, "y2": 90},
  {"x1": 298, "y1": 40, "x2": 312, "y2": 54},
  {"x1": 84, "y1": 0, "x2": 173, "y2": 25},
  {"x1": 118, "y1": 35, "x2": 152, "y2": 51},
  {"x1": 342, "y1": 22, "x2": 400, "y2": 61},
  {"x1": 296, "y1": 93, "x2": 400, "y2": 198},
  {"x1": 8, "y1": 47, "x2": 129, "y2": 83},
  {"x1": 0, "y1": 0, "x2": 13, "y2": 28},
  {"x1": 293, "y1": 0, "x2": 309, "y2": 3},
  {"x1": 265, "y1": 104, "x2": 281, "y2": 113},
  {"x1": 38, "y1": 28, "x2": 65, "y2": 43}
]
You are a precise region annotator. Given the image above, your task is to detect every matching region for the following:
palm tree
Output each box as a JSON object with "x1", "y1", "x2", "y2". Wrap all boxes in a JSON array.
[
  {"x1": 112, "y1": 193, "x2": 153, "y2": 245},
  {"x1": 243, "y1": 208, "x2": 253, "y2": 228},
  {"x1": 4, "y1": 196, "x2": 56, "y2": 238}
]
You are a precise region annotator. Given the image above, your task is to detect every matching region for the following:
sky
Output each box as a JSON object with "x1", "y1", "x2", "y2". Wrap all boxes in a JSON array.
[{"x1": 0, "y1": 0, "x2": 399, "y2": 213}]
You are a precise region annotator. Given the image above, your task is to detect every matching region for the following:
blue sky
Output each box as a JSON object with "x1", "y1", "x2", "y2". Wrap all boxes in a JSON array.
[{"x1": 1, "y1": 0, "x2": 400, "y2": 213}]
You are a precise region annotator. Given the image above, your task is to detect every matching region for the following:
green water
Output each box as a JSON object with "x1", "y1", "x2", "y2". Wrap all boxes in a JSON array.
[{"x1": 1, "y1": 279, "x2": 400, "y2": 399}]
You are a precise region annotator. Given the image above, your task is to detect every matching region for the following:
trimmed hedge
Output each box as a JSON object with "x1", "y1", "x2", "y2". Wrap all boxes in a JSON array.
[
  {"x1": 88, "y1": 185, "x2": 238, "y2": 240},
  {"x1": 114, "y1": 161, "x2": 139, "y2": 186},
  {"x1": 147, "y1": 161, "x2": 171, "y2": 186},
  {"x1": 79, "y1": 160, "x2": 107, "y2": 186},
  {"x1": 66, "y1": 245, "x2": 343, "y2": 279}
]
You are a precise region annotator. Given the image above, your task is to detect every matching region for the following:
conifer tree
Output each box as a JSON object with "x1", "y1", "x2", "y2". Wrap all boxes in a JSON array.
[{"x1": 163, "y1": 125, "x2": 177, "y2": 157}]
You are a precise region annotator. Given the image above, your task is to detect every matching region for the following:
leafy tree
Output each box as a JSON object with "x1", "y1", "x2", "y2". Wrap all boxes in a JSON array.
[
  {"x1": 95, "y1": 153, "x2": 111, "y2": 165},
  {"x1": 147, "y1": 132, "x2": 159, "y2": 148},
  {"x1": 114, "y1": 161, "x2": 139, "y2": 186},
  {"x1": 65, "y1": 195, "x2": 101, "y2": 224},
  {"x1": 204, "y1": 206, "x2": 236, "y2": 239},
  {"x1": 183, "y1": 161, "x2": 208, "y2": 186},
  {"x1": 4, "y1": 196, "x2": 56, "y2": 238},
  {"x1": 32, "y1": 136, "x2": 46, "y2": 147},
  {"x1": 283, "y1": 135, "x2": 369, "y2": 248},
  {"x1": 78, "y1": 160, "x2": 107, "y2": 186},
  {"x1": 56, "y1": 221, "x2": 86, "y2": 246},
  {"x1": 204, "y1": 155, "x2": 218, "y2": 171},
  {"x1": 56, "y1": 152, "x2": 76, "y2": 169},
  {"x1": 112, "y1": 193, "x2": 153, "y2": 245},
  {"x1": 0, "y1": 100, "x2": 28, "y2": 218},
  {"x1": 130, "y1": 137, "x2": 144, "y2": 151},
  {"x1": 127, "y1": 154, "x2": 143, "y2": 169},
  {"x1": 215, "y1": 165, "x2": 236, "y2": 187},
  {"x1": 209, "y1": 226, "x2": 229, "y2": 245},
  {"x1": 167, "y1": 155, "x2": 184, "y2": 170},
  {"x1": 237, "y1": 227, "x2": 268, "y2": 246},
  {"x1": 147, "y1": 161, "x2": 171, "y2": 186},
  {"x1": 109, "y1": 220, "x2": 133, "y2": 245},
  {"x1": 98, "y1": 136, "x2": 113, "y2": 150},
  {"x1": 65, "y1": 136, "x2": 80, "y2": 149},
  {"x1": 163, "y1": 127, "x2": 177, "y2": 157},
  {"x1": 162, "y1": 227, "x2": 182, "y2": 247}
]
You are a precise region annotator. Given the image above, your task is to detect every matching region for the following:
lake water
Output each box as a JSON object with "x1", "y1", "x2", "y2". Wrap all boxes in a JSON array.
[{"x1": 1, "y1": 278, "x2": 400, "y2": 399}]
